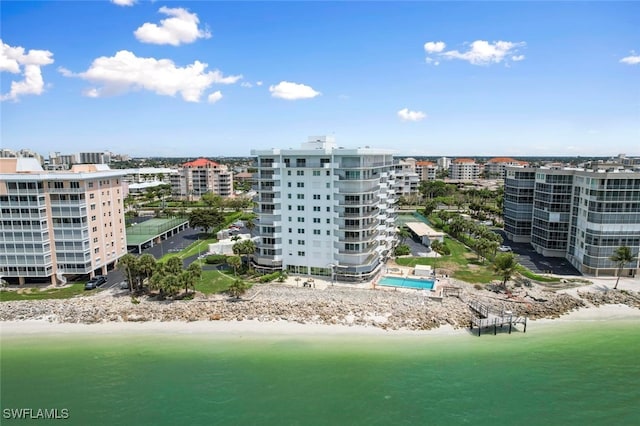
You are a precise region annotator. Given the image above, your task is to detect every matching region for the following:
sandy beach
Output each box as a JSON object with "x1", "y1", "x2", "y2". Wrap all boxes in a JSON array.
[
  {"x1": 1, "y1": 275, "x2": 638, "y2": 338},
  {"x1": 2, "y1": 301, "x2": 639, "y2": 339}
]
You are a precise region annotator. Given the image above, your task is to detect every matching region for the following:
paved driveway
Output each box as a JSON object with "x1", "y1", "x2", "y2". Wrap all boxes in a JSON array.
[{"x1": 496, "y1": 230, "x2": 581, "y2": 276}]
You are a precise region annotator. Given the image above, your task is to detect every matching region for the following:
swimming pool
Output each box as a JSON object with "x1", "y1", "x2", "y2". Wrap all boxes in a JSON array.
[{"x1": 377, "y1": 276, "x2": 435, "y2": 290}]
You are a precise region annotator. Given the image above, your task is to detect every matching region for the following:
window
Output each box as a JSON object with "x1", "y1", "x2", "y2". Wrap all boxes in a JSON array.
[
  {"x1": 288, "y1": 194, "x2": 292, "y2": 199},
  {"x1": 326, "y1": 207, "x2": 331, "y2": 212},
  {"x1": 313, "y1": 171, "x2": 321, "y2": 176},
  {"x1": 327, "y1": 230, "x2": 331, "y2": 235},
  {"x1": 326, "y1": 171, "x2": 330, "y2": 176},
  {"x1": 326, "y1": 183, "x2": 331, "y2": 188},
  {"x1": 298, "y1": 240, "x2": 305, "y2": 245},
  {"x1": 297, "y1": 170, "x2": 304, "y2": 176},
  {"x1": 287, "y1": 170, "x2": 292, "y2": 176},
  {"x1": 313, "y1": 218, "x2": 321, "y2": 223},
  {"x1": 94, "y1": 248, "x2": 100, "y2": 254},
  {"x1": 297, "y1": 194, "x2": 304, "y2": 199},
  {"x1": 297, "y1": 182, "x2": 304, "y2": 188},
  {"x1": 288, "y1": 217, "x2": 292, "y2": 222},
  {"x1": 326, "y1": 219, "x2": 331, "y2": 223},
  {"x1": 288, "y1": 182, "x2": 292, "y2": 187},
  {"x1": 297, "y1": 217, "x2": 304, "y2": 222},
  {"x1": 90, "y1": 194, "x2": 95, "y2": 199},
  {"x1": 288, "y1": 228, "x2": 292, "y2": 233},
  {"x1": 297, "y1": 205, "x2": 305, "y2": 211},
  {"x1": 313, "y1": 194, "x2": 320, "y2": 200},
  {"x1": 297, "y1": 228, "x2": 305, "y2": 234},
  {"x1": 313, "y1": 206, "x2": 320, "y2": 212},
  {"x1": 288, "y1": 205, "x2": 292, "y2": 210},
  {"x1": 288, "y1": 239, "x2": 293, "y2": 244},
  {"x1": 91, "y1": 204, "x2": 96, "y2": 210},
  {"x1": 297, "y1": 251, "x2": 306, "y2": 256},
  {"x1": 326, "y1": 195, "x2": 331, "y2": 200},
  {"x1": 313, "y1": 229, "x2": 321, "y2": 235},
  {"x1": 91, "y1": 215, "x2": 96, "y2": 221},
  {"x1": 92, "y1": 226, "x2": 98, "y2": 232}
]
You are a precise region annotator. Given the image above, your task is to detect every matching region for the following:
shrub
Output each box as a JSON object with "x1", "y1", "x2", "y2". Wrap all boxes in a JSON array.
[
  {"x1": 394, "y1": 244, "x2": 411, "y2": 256},
  {"x1": 205, "y1": 254, "x2": 227, "y2": 264},
  {"x1": 259, "y1": 271, "x2": 282, "y2": 283}
]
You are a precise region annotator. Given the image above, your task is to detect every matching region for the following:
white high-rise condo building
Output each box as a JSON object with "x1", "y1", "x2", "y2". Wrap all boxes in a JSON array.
[
  {"x1": 251, "y1": 136, "x2": 397, "y2": 282},
  {"x1": 0, "y1": 158, "x2": 127, "y2": 285}
]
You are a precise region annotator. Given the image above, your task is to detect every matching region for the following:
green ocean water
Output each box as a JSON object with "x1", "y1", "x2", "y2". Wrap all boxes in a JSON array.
[{"x1": 1, "y1": 322, "x2": 639, "y2": 426}]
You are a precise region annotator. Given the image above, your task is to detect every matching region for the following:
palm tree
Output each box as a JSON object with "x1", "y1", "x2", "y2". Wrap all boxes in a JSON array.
[
  {"x1": 228, "y1": 279, "x2": 249, "y2": 299},
  {"x1": 137, "y1": 254, "x2": 157, "y2": 285},
  {"x1": 244, "y1": 217, "x2": 256, "y2": 237},
  {"x1": 117, "y1": 253, "x2": 138, "y2": 291},
  {"x1": 493, "y1": 252, "x2": 519, "y2": 289},
  {"x1": 397, "y1": 227, "x2": 411, "y2": 245},
  {"x1": 609, "y1": 246, "x2": 636, "y2": 289},
  {"x1": 227, "y1": 255, "x2": 242, "y2": 276}
]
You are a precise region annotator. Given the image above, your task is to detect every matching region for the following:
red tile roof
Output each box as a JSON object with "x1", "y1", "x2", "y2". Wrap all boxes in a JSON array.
[
  {"x1": 183, "y1": 158, "x2": 219, "y2": 168},
  {"x1": 416, "y1": 161, "x2": 436, "y2": 166},
  {"x1": 452, "y1": 158, "x2": 476, "y2": 164}
]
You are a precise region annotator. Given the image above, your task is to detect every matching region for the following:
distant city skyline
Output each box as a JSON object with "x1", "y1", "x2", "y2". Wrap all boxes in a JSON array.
[{"x1": 1, "y1": 1, "x2": 639, "y2": 157}]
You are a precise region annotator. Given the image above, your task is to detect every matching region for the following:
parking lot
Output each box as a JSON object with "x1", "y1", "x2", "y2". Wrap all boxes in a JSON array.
[{"x1": 496, "y1": 230, "x2": 581, "y2": 276}]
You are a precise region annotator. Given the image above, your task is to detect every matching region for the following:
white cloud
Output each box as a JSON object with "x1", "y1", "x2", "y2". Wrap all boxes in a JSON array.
[
  {"x1": 256, "y1": 81, "x2": 263, "y2": 86},
  {"x1": 134, "y1": 7, "x2": 211, "y2": 46},
  {"x1": 269, "y1": 81, "x2": 320, "y2": 100},
  {"x1": 1, "y1": 39, "x2": 54, "y2": 101},
  {"x1": 424, "y1": 41, "x2": 446, "y2": 53},
  {"x1": 62, "y1": 50, "x2": 241, "y2": 102},
  {"x1": 111, "y1": 0, "x2": 136, "y2": 6},
  {"x1": 397, "y1": 108, "x2": 426, "y2": 122},
  {"x1": 424, "y1": 39, "x2": 526, "y2": 66},
  {"x1": 240, "y1": 82, "x2": 253, "y2": 88},
  {"x1": 207, "y1": 91, "x2": 223, "y2": 103},
  {"x1": 620, "y1": 53, "x2": 640, "y2": 65}
]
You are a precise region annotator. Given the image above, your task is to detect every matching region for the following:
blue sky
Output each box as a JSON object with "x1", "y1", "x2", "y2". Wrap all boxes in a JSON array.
[{"x1": 1, "y1": 1, "x2": 639, "y2": 158}]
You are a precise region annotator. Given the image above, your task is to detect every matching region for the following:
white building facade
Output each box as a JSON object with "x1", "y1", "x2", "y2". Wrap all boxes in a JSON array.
[{"x1": 251, "y1": 137, "x2": 397, "y2": 282}]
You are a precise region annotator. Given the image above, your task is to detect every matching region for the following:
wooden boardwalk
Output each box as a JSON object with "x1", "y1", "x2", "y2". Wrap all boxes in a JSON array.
[{"x1": 468, "y1": 300, "x2": 528, "y2": 337}]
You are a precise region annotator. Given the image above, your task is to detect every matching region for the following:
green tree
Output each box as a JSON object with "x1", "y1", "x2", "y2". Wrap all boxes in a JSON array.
[
  {"x1": 188, "y1": 208, "x2": 224, "y2": 235},
  {"x1": 423, "y1": 199, "x2": 438, "y2": 216},
  {"x1": 117, "y1": 253, "x2": 139, "y2": 291},
  {"x1": 609, "y1": 246, "x2": 636, "y2": 289},
  {"x1": 201, "y1": 192, "x2": 222, "y2": 209},
  {"x1": 227, "y1": 255, "x2": 242, "y2": 276},
  {"x1": 228, "y1": 279, "x2": 250, "y2": 299},
  {"x1": 163, "y1": 274, "x2": 181, "y2": 298},
  {"x1": 232, "y1": 239, "x2": 256, "y2": 267},
  {"x1": 165, "y1": 256, "x2": 183, "y2": 276},
  {"x1": 137, "y1": 254, "x2": 157, "y2": 286},
  {"x1": 493, "y1": 252, "x2": 519, "y2": 288},
  {"x1": 244, "y1": 217, "x2": 256, "y2": 236},
  {"x1": 397, "y1": 227, "x2": 411, "y2": 245}
]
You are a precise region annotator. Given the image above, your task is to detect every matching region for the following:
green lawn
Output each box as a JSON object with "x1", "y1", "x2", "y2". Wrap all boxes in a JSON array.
[
  {"x1": 0, "y1": 283, "x2": 89, "y2": 302},
  {"x1": 195, "y1": 270, "x2": 241, "y2": 294},
  {"x1": 396, "y1": 237, "x2": 500, "y2": 283}
]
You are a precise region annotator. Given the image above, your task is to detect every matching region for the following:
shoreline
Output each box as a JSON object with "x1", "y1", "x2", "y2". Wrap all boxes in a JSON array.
[{"x1": 2, "y1": 304, "x2": 639, "y2": 339}]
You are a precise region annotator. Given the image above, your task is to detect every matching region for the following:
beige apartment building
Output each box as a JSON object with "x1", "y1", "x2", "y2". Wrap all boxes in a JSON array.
[
  {"x1": 170, "y1": 158, "x2": 233, "y2": 200},
  {"x1": 0, "y1": 158, "x2": 127, "y2": 285}
]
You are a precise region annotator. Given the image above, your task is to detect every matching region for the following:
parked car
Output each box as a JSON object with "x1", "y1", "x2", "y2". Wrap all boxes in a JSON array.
[
  {"x1": 498, "y1": 245, "x2": 513, "y2": 252},
  {"x1": 119, "y1": 280, "x2": 130, "y2": 290},
  {"x1": 94, "y1": 275, "x2": 108, "y2": 286},
  {"x1": 84, "y1": 279, "x2": 99, "y2": 290}
]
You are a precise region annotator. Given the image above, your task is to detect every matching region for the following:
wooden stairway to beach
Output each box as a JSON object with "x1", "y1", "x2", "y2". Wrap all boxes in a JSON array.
[{"x1": 468, "y1": 300, "x2": 528, "y2": 337}]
